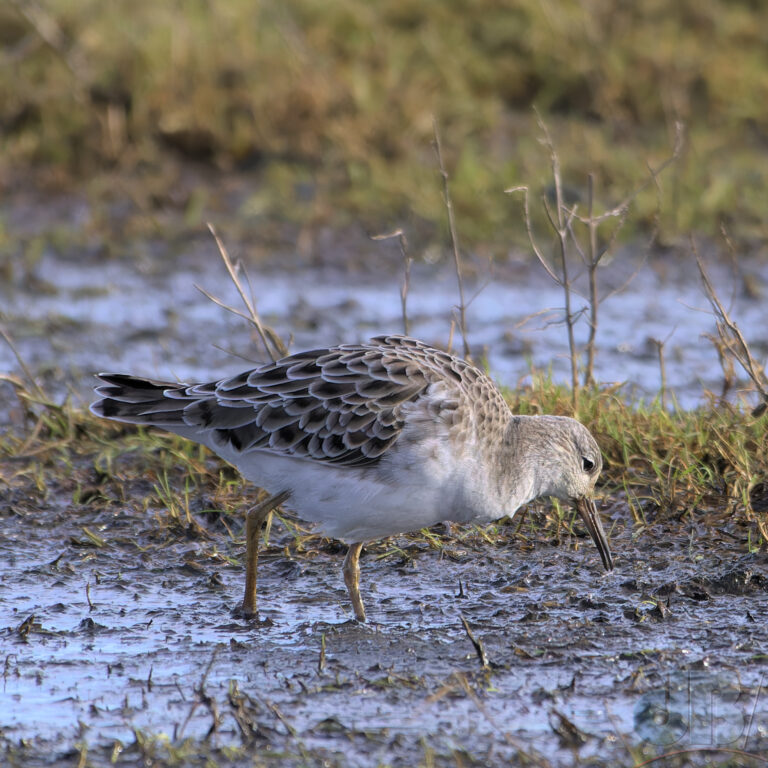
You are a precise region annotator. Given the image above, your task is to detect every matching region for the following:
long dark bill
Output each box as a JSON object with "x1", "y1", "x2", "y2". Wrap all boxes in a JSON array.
[{"x1": 576, "y1": 496, "x2": 614, "y2": 571}]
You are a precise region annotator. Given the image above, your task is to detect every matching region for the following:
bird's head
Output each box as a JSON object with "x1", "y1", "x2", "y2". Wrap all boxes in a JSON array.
[{"x1": 512, "y1": 415, "x2": 613, "y2": 572}]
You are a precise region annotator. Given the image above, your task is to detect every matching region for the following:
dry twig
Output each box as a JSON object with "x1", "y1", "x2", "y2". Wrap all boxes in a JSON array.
[
  {"x1": 433, "y1": 119, "x2": 471, "y2": 360},
  {"x1": 507, "y1": 118, "x2": 684, "y2": 395},
  {"x1": 459, "y1": 614, "x2": 490, "y2": 668},
  {"x1": 694, "y1": 242, "x2": 768, "y2": 416},
  {"x1": 0, "y1": 324, "x2": 48, "y2": 402},
  {"x1": 198, "y1": 224, "x2": 288, "y2": 363},
  {"x1": 650, "y1": 327, "x2": 676, "y2": 410},
  {"x1": 372, "y1": 229, "x2": 412, "y2": 335}
]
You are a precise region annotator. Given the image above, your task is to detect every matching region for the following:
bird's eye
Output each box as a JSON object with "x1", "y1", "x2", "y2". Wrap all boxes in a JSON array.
[{"x1": 582, "y1": 456, "x2": 595, "y2": 473}]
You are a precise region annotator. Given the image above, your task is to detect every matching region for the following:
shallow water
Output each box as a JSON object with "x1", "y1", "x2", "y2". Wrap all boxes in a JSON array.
[{"x1": 1, "y1": 233, "x2": 767, "y2": 413}]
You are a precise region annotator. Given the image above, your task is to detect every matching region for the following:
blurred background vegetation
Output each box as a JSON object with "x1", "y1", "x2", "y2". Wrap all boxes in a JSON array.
[{"x1": 1, "y1": 0, "x2": 767, "y2": 253}]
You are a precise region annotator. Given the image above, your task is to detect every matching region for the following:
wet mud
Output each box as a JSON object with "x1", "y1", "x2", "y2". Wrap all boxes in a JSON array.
[{"x1": 2, "y1": 459, "x2": 768, "y2": 767}]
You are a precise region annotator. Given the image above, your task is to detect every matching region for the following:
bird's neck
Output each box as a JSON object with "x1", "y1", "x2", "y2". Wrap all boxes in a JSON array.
[{"x1": 502, "y1": 415, "x2": 552, "y2": 506}]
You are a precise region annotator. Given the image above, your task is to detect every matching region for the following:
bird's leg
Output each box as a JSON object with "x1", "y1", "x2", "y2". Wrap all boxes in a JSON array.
[
  {"x1": 342, "y1": 542, "x2": 366, "y2": 622},
  {"x1": 241, "y1": 490, "x2": 291, "y2": 619}
]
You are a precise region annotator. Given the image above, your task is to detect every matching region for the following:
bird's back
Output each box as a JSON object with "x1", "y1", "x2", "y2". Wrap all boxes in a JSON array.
[{"x1": 91, "y1": 335, "x2": 502, "y2": 468}]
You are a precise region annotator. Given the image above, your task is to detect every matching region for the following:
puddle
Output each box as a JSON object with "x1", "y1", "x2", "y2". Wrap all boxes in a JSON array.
[{"x1": 1, "y1": 233, "x2": 767, "y2": 414}]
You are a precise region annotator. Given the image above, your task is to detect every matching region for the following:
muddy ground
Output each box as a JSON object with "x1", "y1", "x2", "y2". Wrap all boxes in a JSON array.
[
  {"x1": 2, "y1": 460, "x2": 768, "y2": 767},
  {"x1": 2, "y1": 184, "x2": 768, "y2": 766}
]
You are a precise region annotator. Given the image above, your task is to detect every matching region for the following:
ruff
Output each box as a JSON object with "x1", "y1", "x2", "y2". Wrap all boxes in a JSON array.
[{"x1": 92, "y1": 334, "x2": 613, "y2": 621}]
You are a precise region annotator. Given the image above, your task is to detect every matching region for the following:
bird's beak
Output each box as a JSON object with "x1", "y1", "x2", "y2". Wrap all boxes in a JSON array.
[{"x1": 575, "y1": 496, "x2": 613, "y2": 571}]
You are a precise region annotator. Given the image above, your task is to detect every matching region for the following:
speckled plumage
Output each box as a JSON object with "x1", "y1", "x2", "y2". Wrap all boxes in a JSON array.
[
  {"x1": 92, "y1": 335, "x2": 613, "y2": 619},
  {"x1": 93, "y1": 336, "x2": 504, "y2": 464}
]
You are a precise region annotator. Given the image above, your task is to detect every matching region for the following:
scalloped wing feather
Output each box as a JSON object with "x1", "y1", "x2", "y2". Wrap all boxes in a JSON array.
[{"x1": 91, "y1": 335, "x2": 495, "y2": 468}]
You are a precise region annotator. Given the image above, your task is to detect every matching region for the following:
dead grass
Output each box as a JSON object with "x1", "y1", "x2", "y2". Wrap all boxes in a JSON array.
[
  {"x1": 2, "y1": 1, "x2": 768, "y2": 248},
  {"x1": 2, "y1": 360, "x2": 766, "y2": 564}
]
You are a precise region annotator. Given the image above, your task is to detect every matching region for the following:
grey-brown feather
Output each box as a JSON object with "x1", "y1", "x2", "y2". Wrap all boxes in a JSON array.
[
  {"x1": 91, "y1": 335, "x2": 501, "y2": 468},
  {"x1": 90, "y1": 334, "x2": 613, "y2": 565}
]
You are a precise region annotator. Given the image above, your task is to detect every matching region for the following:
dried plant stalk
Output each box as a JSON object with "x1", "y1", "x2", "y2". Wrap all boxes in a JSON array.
[
  {"x1": 507, "y1": 117, "x2": 683, "y2": 398},
  {"x1": 199, "y1": 224, "x2": 288, "y2": 363},
  {"x1": 372, "y1": 229, "x2": 412, "y2": 335},
  {"x1": 695, "y1": 245, "x2": 768, "y2": 416},
  {"x1": 433, "y1": 119, "x2": 471, "y2": 360}
]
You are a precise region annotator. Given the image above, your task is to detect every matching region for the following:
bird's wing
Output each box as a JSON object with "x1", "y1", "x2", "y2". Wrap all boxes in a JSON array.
[{"x1": 93, "y1": 336, "x2": 470, "y2": 467}]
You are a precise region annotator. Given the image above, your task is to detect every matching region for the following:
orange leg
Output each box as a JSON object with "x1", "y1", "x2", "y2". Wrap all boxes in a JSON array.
[
  {"x1": 241, "y1": 490, "x2": 291, "y2": 618},
  {"x1": 342, "y1": 542, "x2": 366, "y2": 622}
]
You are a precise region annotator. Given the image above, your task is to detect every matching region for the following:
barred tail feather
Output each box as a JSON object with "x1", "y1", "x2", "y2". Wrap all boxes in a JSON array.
[{"x1": 90, "y1": 373, "x2": 190, "y2": 427}]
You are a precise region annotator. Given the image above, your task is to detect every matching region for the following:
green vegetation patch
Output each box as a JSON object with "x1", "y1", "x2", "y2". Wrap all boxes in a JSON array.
[
  {"x1": 2, "y1": 0, "x2": 768, "y2": 247},
  {"x1": 2, "y1": 373, "x2": 766, "y2": 558}
]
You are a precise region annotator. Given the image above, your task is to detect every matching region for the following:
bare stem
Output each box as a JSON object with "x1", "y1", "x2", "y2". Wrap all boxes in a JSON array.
[
  {"x1": 704, "y1": 332, "x2": 736, "y2": 401},
  {"x1": 506, "y1": 176, "x2": 578, "y2": 405},
  {"x1": 584, "y1": 174, "x2": 598, "y2": 385},
  {"x1": 433, "y1": 119, "x2": 470, "y2": 360},
  {"x1": 694, "y1": 240, "x2": 768, "y2": 415},
  {"x1": 372, "y1": 229, "x2": 412, "y2": 335},
  {"x1": 537, "y1": 113, "x2": 579, "y2": 403},
  {"x1": 202, "y1": 224, "x2": 288, "y2": 362},
  {"x1": 652, "y1": 338, "x2": 667, "y2": 409},
  {"x1": 0, "y1": 324, "x2": 48, "y2": 402},
  {"x1": 545, "y1": 196, "x2": 579, "y2": 399}
]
